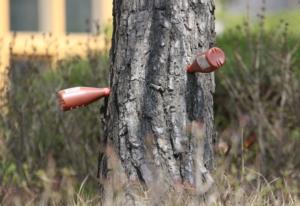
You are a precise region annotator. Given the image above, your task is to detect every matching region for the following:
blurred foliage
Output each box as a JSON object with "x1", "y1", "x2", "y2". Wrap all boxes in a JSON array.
[
  {"x1": 217, "y1": 7, "x2": 300, "y2": 35},
  {"x1": 214, "y1": 11, "x2": 300, "y2": 200},
  {"x1": 0, "y1": 50, "x2": 109, "y2": 202}
]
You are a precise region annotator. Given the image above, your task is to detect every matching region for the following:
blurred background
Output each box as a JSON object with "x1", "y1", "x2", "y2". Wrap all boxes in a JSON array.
[{"x1": 0, "y1": 0, "x2": 300, "y2": 204}]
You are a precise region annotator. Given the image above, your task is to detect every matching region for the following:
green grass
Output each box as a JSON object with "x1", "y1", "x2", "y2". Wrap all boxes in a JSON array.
[{"x1": 217, "y1": 9, "x2": 300, "y2": 35}]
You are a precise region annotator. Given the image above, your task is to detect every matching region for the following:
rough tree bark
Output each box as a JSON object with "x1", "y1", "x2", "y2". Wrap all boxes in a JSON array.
[{"x1": 99, "y1": 0, "x2": 216, "y2": 203}]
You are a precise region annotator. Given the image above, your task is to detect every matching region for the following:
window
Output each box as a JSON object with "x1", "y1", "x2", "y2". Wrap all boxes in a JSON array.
[
  {"x1": 66, "y1": 0, "x2": 92, "y2": 33},
  {"x1": 10, "y1": 0, "x2": 39, "y2": 31}
]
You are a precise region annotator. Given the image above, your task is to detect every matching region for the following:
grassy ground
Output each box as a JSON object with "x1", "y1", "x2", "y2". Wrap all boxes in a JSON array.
[
  {"x1": 216, "y1": 3, "x2": 300, "y2": 35},
  {"x1": 1, "y1": 10, "x2": 300, "y2": 205}
]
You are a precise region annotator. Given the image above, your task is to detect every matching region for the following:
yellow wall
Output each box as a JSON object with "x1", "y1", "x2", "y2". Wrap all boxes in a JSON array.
[
  {"x1": 0, "y1": 0, "x2": 112, "y2": 105},
  {"x1": 0, "y1": 0, "x2": 10, "y2": 106}
]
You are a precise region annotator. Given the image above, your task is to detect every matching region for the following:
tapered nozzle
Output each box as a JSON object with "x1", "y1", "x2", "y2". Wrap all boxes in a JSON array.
[
  {"x1": 57, "y1": 87, "x2": 110, "y2": 111},
  {"x1": 186, "y1": 47, "x2": 226, "y2": 73}
]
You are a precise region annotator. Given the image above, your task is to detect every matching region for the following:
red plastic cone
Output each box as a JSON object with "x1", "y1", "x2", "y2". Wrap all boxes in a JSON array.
[
  {"x1": 57, "y1": 87, "x2": 110, "y2": 111},
  {"x1": 186, "y1": 47, "x2": 226, "y2": 73}
]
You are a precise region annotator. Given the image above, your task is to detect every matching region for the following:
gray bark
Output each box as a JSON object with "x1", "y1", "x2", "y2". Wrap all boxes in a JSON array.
[{"x1": 99, "y1": 0, "x2": 216, "y2": 201}]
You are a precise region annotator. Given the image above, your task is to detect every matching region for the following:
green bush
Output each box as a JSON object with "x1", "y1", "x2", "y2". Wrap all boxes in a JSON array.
[
  {"x1": 0, "y1": 51, "x2": 109, "y2": 194},
  {"x1": 215, "y1": 17, "x2": 300, "y2": 179}
]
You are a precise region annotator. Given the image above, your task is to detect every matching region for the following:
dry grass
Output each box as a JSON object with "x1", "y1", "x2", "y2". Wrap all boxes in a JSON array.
[{"x1": 1, "y1": 154, "x2": 299, "y2": 205}]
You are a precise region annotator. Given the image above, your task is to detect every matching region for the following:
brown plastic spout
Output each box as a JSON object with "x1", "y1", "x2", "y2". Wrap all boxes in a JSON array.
[
  {"x1": 57, "y1": 87, "x2": 110, "y2": 111},
  {"x1": 186, "y1": 47, "x2": 226, "y2": 73}
]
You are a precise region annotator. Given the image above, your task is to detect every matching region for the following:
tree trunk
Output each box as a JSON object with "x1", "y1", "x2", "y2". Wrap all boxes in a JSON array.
[{"x1": 99, "y1": 0, "x2": 216, "y2": 203}]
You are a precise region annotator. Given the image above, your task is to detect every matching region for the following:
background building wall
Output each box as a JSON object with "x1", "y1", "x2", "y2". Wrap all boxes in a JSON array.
[
  {"x1": 9, "y1": 0, "x2": 110, "y2": 33},
  {"x1": 0, "y1": 0, "x2": 113, "y2": 103}
]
